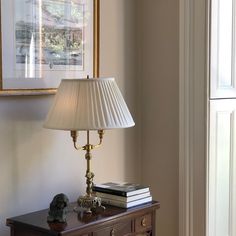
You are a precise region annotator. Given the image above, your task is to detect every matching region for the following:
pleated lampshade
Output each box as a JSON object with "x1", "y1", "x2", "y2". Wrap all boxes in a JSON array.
[{"x1": 44, "y1": 78, "x2": 135, "y2": 130}]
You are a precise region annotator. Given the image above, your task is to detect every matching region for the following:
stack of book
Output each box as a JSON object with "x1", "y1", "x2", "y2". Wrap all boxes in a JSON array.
[{"x1": 93, "y1": 182, "x2": 152, "y2": 208}]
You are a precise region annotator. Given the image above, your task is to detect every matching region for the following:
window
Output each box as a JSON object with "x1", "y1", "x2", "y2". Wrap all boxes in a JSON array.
[{"x1": 208, "y1": 0, "x2": 236, "y2": 235}]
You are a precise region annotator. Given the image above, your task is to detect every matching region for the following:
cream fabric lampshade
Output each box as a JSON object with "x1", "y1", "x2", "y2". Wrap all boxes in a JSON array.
[{"x1": 44, "y1": 78, "x2": 135, "y2": 130}]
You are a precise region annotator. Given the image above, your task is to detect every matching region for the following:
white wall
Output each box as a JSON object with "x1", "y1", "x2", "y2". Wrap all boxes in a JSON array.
[
  {"x1": 0, "y1": 1, "x2": 139, "y2": 235},
  {"x1": 137, "y1": 0, "x2": 179, "y2": 236},
  {"x1": 0, "y1": 1, "x2": 180, "y2": 236}
]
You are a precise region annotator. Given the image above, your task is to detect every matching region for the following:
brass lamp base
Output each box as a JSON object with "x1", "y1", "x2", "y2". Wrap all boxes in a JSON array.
[
  {"x1": 77, "y1": 195, "x2": 105, "y2": 214},
  {"x1": 71, "y1": 130, "x2": 106, "y2": 214}
]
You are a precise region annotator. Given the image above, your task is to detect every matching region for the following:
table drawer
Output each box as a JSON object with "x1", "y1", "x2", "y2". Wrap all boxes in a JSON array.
[
  {"x1": 93, "y1": 220, "x2": 132, "y2": 236},
  {"x1": 135, "y1": 213, "x2": 152, "y2": 233}
]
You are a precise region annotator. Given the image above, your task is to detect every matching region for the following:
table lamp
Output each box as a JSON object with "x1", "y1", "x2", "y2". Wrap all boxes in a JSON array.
[{"x1": 44, "y1": 77, "x2": 135, "y2": 213}]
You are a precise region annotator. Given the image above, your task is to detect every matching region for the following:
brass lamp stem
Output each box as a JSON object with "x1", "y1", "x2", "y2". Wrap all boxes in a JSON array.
[
  {"x1": 87, "y1": 130, "x2": 89, "y2": 143},
  {"x1": 84, "y1": 130, "x2": 94, "y2": 197}
]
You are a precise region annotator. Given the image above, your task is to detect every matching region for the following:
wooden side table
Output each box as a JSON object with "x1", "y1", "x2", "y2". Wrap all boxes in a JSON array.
[{"x1": 6, "y1": 201, "x2": 160, "y2": 236}]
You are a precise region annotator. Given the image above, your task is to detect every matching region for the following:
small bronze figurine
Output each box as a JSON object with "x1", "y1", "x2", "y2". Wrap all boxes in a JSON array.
[{"x1": 47, "y1": 193, "x2": 69, "y2": 223}]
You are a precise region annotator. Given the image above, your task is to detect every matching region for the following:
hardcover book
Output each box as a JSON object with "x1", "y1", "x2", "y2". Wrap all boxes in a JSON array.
[
  {"x1": 92, "y1": 182, "x2": 150, "y2": 197},
  {"x1": 101, "y1": 196, "x2": 153, "y2": 208},
  {"x1": 95, "y1": 191, "x2": 151, "y2": 202}
]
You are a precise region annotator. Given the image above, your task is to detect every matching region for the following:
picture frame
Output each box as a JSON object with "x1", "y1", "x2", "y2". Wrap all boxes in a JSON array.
[{"x1": 0, "y1": 0, "x2": 99, "y2": 96}]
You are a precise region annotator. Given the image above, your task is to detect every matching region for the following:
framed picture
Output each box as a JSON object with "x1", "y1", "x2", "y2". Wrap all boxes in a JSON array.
[{"x1": 0, "y1": 0, "x2": 99, "y2": 96}]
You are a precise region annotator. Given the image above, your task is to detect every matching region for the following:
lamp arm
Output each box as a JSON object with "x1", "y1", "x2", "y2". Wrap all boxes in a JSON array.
[
  {"x1": 70, "y1": 131, "x2": 83, "y2": 150},
  {"x1": 93, "y1": 130, "x2": 105, "y2": 148},
  {"x1": 71, "y1": 130, "x2": 104, "y2": 150}
]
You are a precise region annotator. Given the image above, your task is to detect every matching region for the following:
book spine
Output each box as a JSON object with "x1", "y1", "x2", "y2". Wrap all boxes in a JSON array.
[
  {"x1": 101, "y1": 198, "x2": 127, "y2": 208},
  {"x1": 92, "y1": 187, "x2": 128, "y2": 197},
  {"x1": 101, "y1": 196, "x2": 153, "y2": 208},
  {"x1": 95, "y1": 191, "x2": 151, "y2": 202}
]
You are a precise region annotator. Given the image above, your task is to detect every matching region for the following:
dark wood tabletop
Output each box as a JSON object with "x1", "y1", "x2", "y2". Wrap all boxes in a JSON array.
[{"x1": 6, "y1": 201, "x2": 160, "y2": 236}]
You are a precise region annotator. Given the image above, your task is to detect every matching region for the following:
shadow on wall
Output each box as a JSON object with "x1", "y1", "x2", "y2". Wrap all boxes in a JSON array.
[
  {"x1": 99, "y1": 0, "x2": 140, "y2": 183},
  {"x1": 123, "y1": 1, "x2": 140, "y2": 181}
]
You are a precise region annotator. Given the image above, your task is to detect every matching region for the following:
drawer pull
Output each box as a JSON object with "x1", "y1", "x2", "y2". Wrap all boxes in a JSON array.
[
  {"x1": 110, "y1": 228, "x2": 116, "y2": 236},
  {"x1": 141, "y1": 217, "x2": 147, "y2": 227}
]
